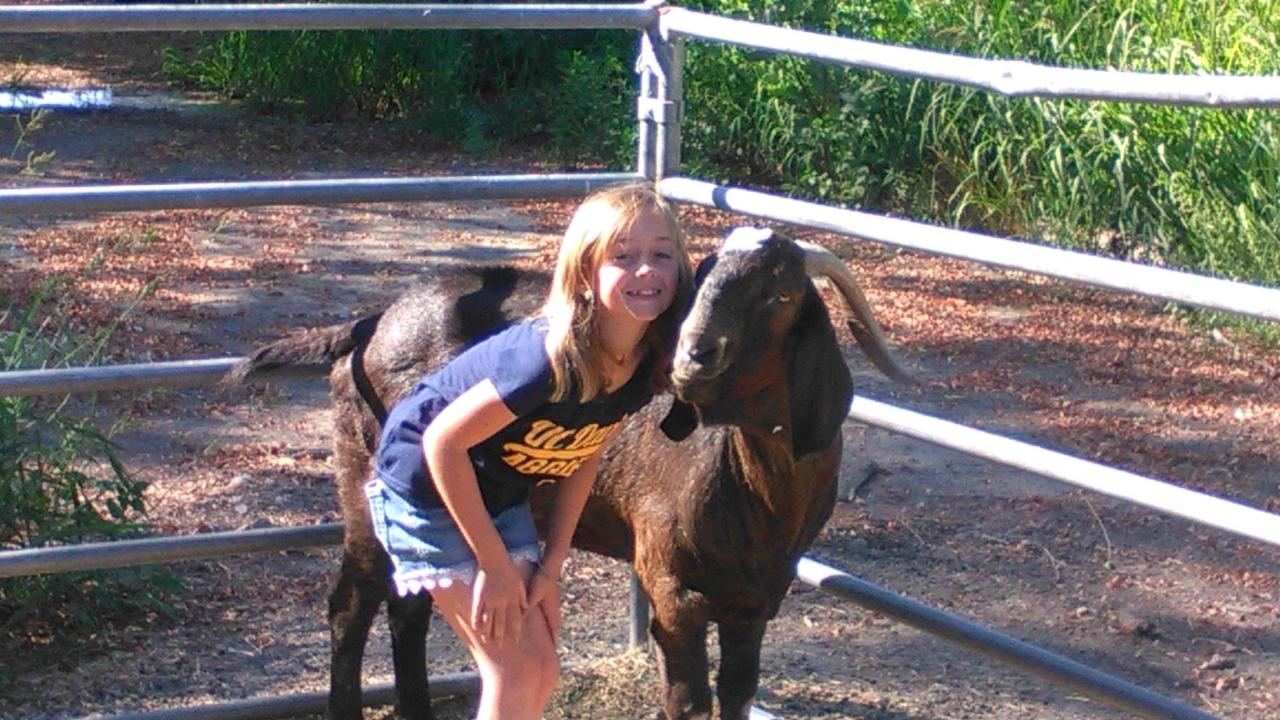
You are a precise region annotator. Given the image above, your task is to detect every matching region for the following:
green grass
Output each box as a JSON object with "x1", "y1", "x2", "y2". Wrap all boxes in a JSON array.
[{"x1": 682, "y1": 0, "x2": 1280, "y2": 296}]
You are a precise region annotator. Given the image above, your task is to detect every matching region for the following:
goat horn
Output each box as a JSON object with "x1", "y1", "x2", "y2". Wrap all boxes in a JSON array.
[{"x1": 797, "y1": 240, "x2": 912, "y2": 383}]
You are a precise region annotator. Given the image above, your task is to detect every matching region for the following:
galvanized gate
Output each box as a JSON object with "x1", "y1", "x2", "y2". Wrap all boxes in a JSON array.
[{"x1": 2, "y1": 4, "x2": 1279, "y2": 719}]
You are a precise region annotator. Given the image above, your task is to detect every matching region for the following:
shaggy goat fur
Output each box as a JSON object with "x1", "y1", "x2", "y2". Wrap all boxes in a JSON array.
[{"x1": 229, "y1": 231, "x2": 904, "y2": 720}]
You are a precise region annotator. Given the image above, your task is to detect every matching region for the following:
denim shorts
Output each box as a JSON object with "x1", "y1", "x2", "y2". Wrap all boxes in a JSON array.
[{"x1": 364, "y1": 477, "x2": 542, "y2": 597}]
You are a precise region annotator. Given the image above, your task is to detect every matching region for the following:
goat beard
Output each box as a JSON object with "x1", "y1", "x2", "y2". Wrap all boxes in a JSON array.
[
  {"x1": 674, "y1": 384, "x2": 791, "y2": 443},
  {"x1": 671, "y1": 369, "x2": 733, "y2": 416}
]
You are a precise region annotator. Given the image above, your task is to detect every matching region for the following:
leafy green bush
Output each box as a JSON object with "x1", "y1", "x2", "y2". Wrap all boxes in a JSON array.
[
  {"x1": 0, "y1": 279, "x2": 179, "y2": 646},
  {"x1": 679, "y1": 0, "x2": 1279, "y2": 293},
  {"x1": 547, "y1": 47, "x2": 637, "y2": 163},
  {"x1": 164, "y1": 27, "x2": 638, "y2": 159},
  {"x1": 167, "y1": 1, "x2": 1280, "y2": 294}
]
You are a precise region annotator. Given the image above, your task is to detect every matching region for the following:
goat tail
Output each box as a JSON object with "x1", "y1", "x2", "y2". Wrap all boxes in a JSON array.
[{"x1": 222, "y1": 313, "x2": 383, "y2": 386}]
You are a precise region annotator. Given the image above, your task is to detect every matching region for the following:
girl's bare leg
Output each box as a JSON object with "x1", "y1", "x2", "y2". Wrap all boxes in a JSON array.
[{"x1": 430, "y1": 561, "x2": 560, "y2": 720}]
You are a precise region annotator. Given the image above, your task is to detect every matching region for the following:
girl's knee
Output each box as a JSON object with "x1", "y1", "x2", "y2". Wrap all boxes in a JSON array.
[
  {"x1": 527, "y1": 617, "x2": 560, "y2": 694},
  {"x1": 513, "y1": 632, "x2": 560, "y2": 701},
  {"x1": 540, "y1": 653, "x2": 561, "y2": 699},
  {"x1": 524, "y1": 640, "x2": 560, "y2": 690},
  {"x1": 473, "y1": 617, "x2": 561, "y2": 714},
  {"x1": 488, "y1": 642, "x2": 552, "y2": 687}
]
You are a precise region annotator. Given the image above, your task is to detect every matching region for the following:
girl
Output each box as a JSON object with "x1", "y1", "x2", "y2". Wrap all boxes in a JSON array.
[{"x1": 364, "y1": 182, "x2": 694, "y2": 719}]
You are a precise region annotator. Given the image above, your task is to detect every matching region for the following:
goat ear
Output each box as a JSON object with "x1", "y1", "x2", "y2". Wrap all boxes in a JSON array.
[
  {"x1": 659, "y1": 397, "x2": 699, "y2": 441},
  {"x1": 693, "y1": 253, "x2": 718, "y2": 285},
  {"x1": 787, "y1": 288, "x2": 854, "y2": 456}
]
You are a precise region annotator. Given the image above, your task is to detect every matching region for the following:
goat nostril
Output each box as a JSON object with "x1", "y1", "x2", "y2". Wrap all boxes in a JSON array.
[
  {"x1": 677, "y1": 336, "x2": 730, "y2": 375},
  {"x1": 686, "y1": 346, "x2": 716, "y2": 365}
]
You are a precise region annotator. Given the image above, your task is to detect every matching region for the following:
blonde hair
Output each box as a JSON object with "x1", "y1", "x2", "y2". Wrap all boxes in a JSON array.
[{"x1": 543, "y1": 182, "x2": 694, "y2": 402}]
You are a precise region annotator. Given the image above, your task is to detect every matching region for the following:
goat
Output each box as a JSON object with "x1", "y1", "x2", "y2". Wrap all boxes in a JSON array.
[
  {"x1": 228, "y1": 227, "x2": 907, "y2": 720},
  {"x1": 561, "y1": 227, "x2": 908, "y2": 719},
  {"x1": 228, "y1": 265, "x2": 548, "y2": 720}
]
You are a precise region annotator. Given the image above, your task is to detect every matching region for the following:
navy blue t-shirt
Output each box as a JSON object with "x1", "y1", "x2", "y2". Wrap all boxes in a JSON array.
[{"x1": 375, "y1": 317, "x2": 654, "y2": 513}]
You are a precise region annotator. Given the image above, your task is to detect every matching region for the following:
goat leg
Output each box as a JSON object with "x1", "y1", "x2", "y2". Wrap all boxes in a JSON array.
[
  {"x1": 328, "y1": 550, "x2": 387, "y2": 720},
  {"x1": 387, "y1": 591, "x2": 436, "y2": 720},
  {"x1": 650, "y1": 605, "x2": 713, "y2": 719},
  {"x1": 714, "y1": 619, "x2": 767, "y2": 720}
]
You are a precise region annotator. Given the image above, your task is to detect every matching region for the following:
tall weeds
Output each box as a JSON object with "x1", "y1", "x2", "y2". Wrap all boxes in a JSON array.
[
  {"x1": 681, "y1": 0, "x2": 1280, "y2": 295},
  {"x1": 164, "y1": 29, "x2": 637, "y2": 160},
  {"x1": 0, "y1": 279, "x2": 179, "y2": 655}
]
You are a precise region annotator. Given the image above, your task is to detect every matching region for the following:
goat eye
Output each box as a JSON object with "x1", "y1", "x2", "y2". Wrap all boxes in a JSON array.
[{"x1": 776, "y1": 292, "x2": 793, "y2": 304}]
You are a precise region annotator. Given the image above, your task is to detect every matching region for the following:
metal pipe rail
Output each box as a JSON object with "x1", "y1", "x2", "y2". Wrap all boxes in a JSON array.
[
  {"x1": 0, "y1": 172, "x2": 643, "y2": 216},
  {"x1": 661, "y1": 8, "x2": 1280, "y2": 108},
  {"x1": 97, "y1": 675, "x2": 477, "y2": 720},
  {"x1": 0, "y1": 521, "x2": 1219, "y2": 719},
  {"x1": 7, "y1": 360, "x2": 1276, "y2": 556},
  {"x1": 796, "y1": 558, "x2": 1219, "y2": 720},
  {"x1": 0, "y1": 355, "x2": 332, "y2": 397},
  {"x1": 659, "y1": 177, "x2": 1280, "y2": 323},
  {"x1": 92, "y1": 670, "x2": 779, "y2": 720},
  {"x1": 6, "y1": 358, "x2": 1279, "y2": 549},
  {"x1": 0, "y1": 3, "x2": 658, "y2": 32},
  {"x1": 0, "y1": 358, "x2": 241, "y2": 397},
  {"x1": 0, "y1": 524, "x2": 343, "y2": 578},
  {"x1": 0, "y1": 518, "x2": 1219, "y2": 720},
  {"x1": 848, "y1": 396, "x2": 1280, "y2": 549}
]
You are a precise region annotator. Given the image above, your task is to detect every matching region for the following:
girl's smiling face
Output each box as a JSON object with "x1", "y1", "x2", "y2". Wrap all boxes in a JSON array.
[{"x1": 595, "y1": 207, "x2": 680, "y2": 324}]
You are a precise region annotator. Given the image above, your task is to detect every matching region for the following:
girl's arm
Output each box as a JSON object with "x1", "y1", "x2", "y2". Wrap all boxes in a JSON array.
[
  {"x1": 525, "y1": 450, "x2": 601, "y2": 646},
  {"x1": 538, "y1": 451, "x2": 601, "y2": 582},
  {"x1": 421, "y1": 378, "x2": 524, "y2": 645}
]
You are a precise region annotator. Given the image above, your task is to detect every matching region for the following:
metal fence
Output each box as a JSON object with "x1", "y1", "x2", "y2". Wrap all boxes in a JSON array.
[{"x1": 3, "y1": 4, "x2": 1279, "y2": 720}]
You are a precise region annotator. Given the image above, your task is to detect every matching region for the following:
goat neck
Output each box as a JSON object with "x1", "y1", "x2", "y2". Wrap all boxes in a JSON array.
[
  {"x1": 719, "y1": 422, "x2": 840, "y2": 560},
  {"x1": 727, "y1": 426, "x2": 795, "y2": 508}
]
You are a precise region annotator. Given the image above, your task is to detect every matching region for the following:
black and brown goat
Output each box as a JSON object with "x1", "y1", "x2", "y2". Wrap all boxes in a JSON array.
[
  {"x1": 229, "y1": 227, "x2": 907, "y2": 720},
  {"x1": 229, "y1": 265, "x2": 548, "y2": 720}
]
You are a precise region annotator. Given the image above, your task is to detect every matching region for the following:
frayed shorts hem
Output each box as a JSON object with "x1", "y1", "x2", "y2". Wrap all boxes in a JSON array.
[{"x1": 364, "y1": 477, "x2": 542, "y2": 598}]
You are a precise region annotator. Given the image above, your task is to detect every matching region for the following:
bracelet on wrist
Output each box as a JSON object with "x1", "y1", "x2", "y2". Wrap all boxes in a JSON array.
[{"x1": 536, "y1": 563, "x2": 561, "y2": 585}]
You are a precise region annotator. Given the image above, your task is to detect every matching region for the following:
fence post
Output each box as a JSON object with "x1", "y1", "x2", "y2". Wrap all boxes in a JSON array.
[
  {"x1": 636, "y1": 36, "x2": 656, "y2": 179},
  {"x1": 628, "y1": 572, "x2": 650, "y2": 648},
  {"x1": 628, "y1": 3, "x2": 677, "y2": 649},
  {"x1": 650, "y1": 14, "x2": 684, "y2": 176},
  {"x1": 662, "y1": 33, "x2": 685, "y2": 175},
  {"x1": 636, "y1": 1, "x2": 682, "y2": 180}
]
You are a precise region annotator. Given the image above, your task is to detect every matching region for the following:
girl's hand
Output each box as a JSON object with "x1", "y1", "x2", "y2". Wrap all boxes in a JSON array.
[
  {"x1": 471, "y1": 561, "x2": 527, "y2": 646},
  {"x1": 526, "y1": 565, "x2": 563, "y2": 647}
]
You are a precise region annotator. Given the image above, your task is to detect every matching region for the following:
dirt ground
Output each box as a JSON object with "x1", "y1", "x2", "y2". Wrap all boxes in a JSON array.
[{"x1": 2, "y1": 29, "x2": 1279, "y2": 720}]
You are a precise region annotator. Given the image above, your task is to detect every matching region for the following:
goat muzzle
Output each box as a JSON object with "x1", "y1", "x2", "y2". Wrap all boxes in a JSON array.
[{"x1": 672, "y1": 333, "x2": 730, "y2": 384}]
